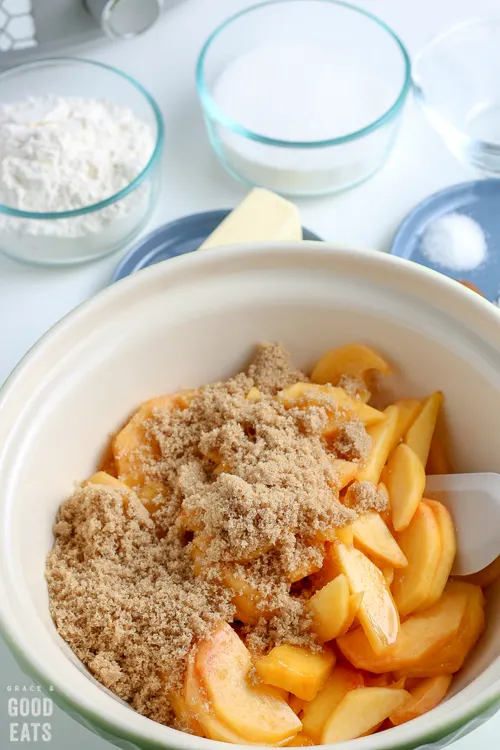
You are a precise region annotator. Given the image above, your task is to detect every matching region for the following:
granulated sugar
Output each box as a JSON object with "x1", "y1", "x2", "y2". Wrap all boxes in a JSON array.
[{"x1": 46, "y1": 342, "x2": 379, "y2": 728}]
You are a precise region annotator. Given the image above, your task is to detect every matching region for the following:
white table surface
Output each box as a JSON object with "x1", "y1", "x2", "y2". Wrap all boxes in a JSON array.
[{"x1": 0, "y1": 0, "x2": 499, "y2": 746}]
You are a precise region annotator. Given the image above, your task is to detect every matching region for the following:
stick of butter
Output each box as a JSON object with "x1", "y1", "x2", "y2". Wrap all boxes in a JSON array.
[{"x1": 198, "y1": 188, "x2": 302, "y2": 250}]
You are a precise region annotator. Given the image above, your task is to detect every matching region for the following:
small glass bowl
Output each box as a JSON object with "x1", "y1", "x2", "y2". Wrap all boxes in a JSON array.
[
  {"x1": 0, "y1": 58, "x2": 164, "y2": 267},
  {"x1": 196, "y1": 0, "x2": 410, "y2": 197},
  {"x1": 413, "y1": 19, "x2": 500, "y2": 174}
]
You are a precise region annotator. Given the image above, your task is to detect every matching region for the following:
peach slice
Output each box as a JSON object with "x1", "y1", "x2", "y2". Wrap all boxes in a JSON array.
[
  {"x1": 85, "y1": 471, "x2": 151, "y2": 523},
  {"x1": 246, "y1": 387, "x2": 262, "y2": 402},
  {"x1": 184, "y1": 656, "x2": 294, "y2": 745},
  {"x1": 195, "y1": 624, "x2": 301, "y2": 744},
  {"x1": 404, "y1": 392, "x2": 444, "y2": 467},
  {"x1": 351, "y1": 511, "x2": 408, "y2": 568},
  {"x1": 392, "y1": 399, "x2": 422, "y2": 445},
  {"x1": 396, "y1": 583, "x2": 485, "y2": 677},
  {"x1": 331, "y1": 542, "x2": 400, "y2": 653},
  {"x1": 337, "y1": 584, "x2": 469, "y2": 673},
  {"x1": 389, "y1": 675, "x2": 453, "y2": 725},
  {"x1": 426, "y1": 427, "x2": 453, "y2": 475},
  {"x1": 461, "y1": 554, "x2": 500, "y2": 589},
  {"x1": 416, "y1": 500, "x2": 456, "y2": 611},
  {"x1": 301, "y1": 667, "x2": 364, "y2": 742},
  {"x1": 85, "y1": 471, "x2": 128, "y2": 489},
  {"x1": 330, "y1": 459, "x2": 358, "y2": 490},
  {"x1": 310, "y1": 344, "x2": 391, "y2": 386},
  {"x1": 285, "y1": 734, "x2": 315, "y2": 746},
  {"x1": 309, "y1": 574, "x2": 351, "y2": 642},
  {"x1": 386, "y1": 443, "x2": 425, "y2": 531},
  {"x1": 289, "y1": 695, "x2": 307, "y2": 716},
  {"x1": 223, "y1": 570, "x2": 267, "y2": 625},
  {"x1": 278, "y1": 383, "x2": 385, "y2": 431},
  {"x1": 392, "y1": 503, "x2": 442, "y2": 617},
  {"x1": 357, "y1": 405, "x2": 400, "y2": 484},
  {"x1": 112, "y1": 395, "x2": 177, "y2": 485},
  {"x1": 335, "y1": 524, "x2": 354, "y2": 546},
  {"x1": 321, "y1": 687, "x2": 409, "y2": 743},
  {"x1": 340, "y1": 592, "x2": 364, "y2": 636},
  {"x1": 380, "y1": 564, "x2": 395, "y2": 586},
  {"x1": 184, "y1": 656, "x2": 248, "y2": 743},
  {"x1": 256, "y1": 644, "x2": 336, "y2": 702}
]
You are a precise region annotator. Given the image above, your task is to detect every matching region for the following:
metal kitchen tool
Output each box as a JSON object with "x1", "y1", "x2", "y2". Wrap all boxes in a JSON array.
[{"x1": 0, "y1": 0, "x2": 181, "y2": 68}]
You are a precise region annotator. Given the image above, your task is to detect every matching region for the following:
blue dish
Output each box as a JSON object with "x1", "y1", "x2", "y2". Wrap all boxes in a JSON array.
[
  {"x1": 110, "y1": 209, "x2": 322, "y2": 283},
  {"x1": 390, "y1": 179, "x2": 500, "y2": 302}
]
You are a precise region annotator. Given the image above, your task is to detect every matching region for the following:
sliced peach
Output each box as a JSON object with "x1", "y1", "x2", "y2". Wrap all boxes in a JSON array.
[
  {"x1": 380, "y1": 564, "x2": 395, "y2": 586},
  {"x1": 288, "y1": 550, "x2": 324, "y2": 583},
  {"x1": 223, "y1": 570, "x2": 267, "y2": 625},
  {"x1": 335, "y1": 524, "x2": 354, "y2": 546},
  {"x1": 184, "y1": 657, "x2": 294, "y2": 745},
  {"x1": 246, "y1": 387, "x2": 262, "y2": 402},
  {"x1": 289, "y1": 695, "x2": 307, "y2": 716},
  {"x1": 310, "y1": 344, "x2": 391, "y2": 386},
  {"x1": 392, "y1": 399, "x2": 422, "y2": 446},
  {"x1": 340, "y1": 592, "x2": 364, "y2": 637},
  {"x1": 404, "y1": 392, "x2": 444, "y2": 467},
  {"x1": 460, "y1": 554, "x2": 500, "y2": 589},
  {"x1": 85, "y1": 471, "x2": 150, "y2": 523},
  {"x1": 389, "y1": 675, "x2": 452, "y2": 725},
  {"x1": 351, "y1": 511, "x2": 408, "y2": 568},
  {"x1": 321, "y1": 687, "x2": 409, "y2": 743},
  {"x1": 278, "y1": 383, "x2": 385, "y2": 431},
  {"x1": 397, "y1": 583, "x2": 485, "y2": 677},
  {"x1": 337, "y1": 584, "x2": 469, "y2": 673},
  {"x1": 85, "y1": 471, "x2": 128, "y2": 489},
  {"x1": 330, "y1": 459, "x2": 358, "y2": 490},
  {"x1": 301, "y1": 666, "x2": 364, "y2": 742},
  {"x1": 184, "y1": 656, "x2": 248, "y2": 743},
  {"x1": 426, "y1": 417, "x2": 453, "y2": 475},
  {"x1": 112, "y1": 395, "x2": 176, "y2": 485},
  {"x1": 285, "y1": 734, "x2": 315, "y2": 746},
  {"x1": 256, "y1": 644, "x2": 336, "y2": 702},
  {"x1": 417, "y1": 500, "x2": 456, "y2": 611},
  {"x1": 363, "y1": 673, "x2": 392, "y2": 688},
  {"x1": 309, "y1": 574, "x2": 351, "y2": 642},
  {"x1": 357, "y1": 405, "x2": 400, "y2": 484},
  {"x1": 195, "y1": 624, "x2": 301, "y2": 744},
  {"x1": 331, "y1": 542, "x2": 400, "y2": 653},
  {"x1": 386, "y1": 443, "x2": 425, "y2": 531},
  {"x1": 392, "y1": 503, "x2": 442, "y2": 617}
]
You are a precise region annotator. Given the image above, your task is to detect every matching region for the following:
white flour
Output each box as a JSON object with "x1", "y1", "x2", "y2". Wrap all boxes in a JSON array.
[{"x1": 0, "y1": 96, "x2": 155, "y2": 259}]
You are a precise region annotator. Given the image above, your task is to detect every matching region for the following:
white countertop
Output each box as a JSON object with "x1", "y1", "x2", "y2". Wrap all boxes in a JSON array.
[{"x1": 0, "y1": 0, "x2": 499, "y2": 747}]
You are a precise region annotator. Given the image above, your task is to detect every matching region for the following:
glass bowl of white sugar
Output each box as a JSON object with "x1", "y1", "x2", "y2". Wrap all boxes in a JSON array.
[
  {"x1": 196, "y1": 0, "x2": 410, "y2": 197},
  {"x1": 0, "y1": 58, "x2": 164, "y2": 266}
]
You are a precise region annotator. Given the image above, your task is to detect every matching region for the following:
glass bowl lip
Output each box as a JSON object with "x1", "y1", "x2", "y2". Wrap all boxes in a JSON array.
[
  {"x1": 412, "y1": 17, "x2": 500, "y2": 157},
  {"x1": 196, "y1": 0, "x2": 411, "y2": 149},
  {"x1": 0, "y1": 57, "x2": 164, "y2": 221}
]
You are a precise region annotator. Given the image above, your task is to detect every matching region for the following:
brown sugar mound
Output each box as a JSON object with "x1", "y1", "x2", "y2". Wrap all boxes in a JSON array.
[{"x1": 46, "y1": 342, "x2": 377, "y2": 730}]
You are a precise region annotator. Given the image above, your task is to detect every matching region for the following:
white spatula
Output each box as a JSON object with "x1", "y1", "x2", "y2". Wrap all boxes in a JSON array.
[{"x1": 425, "y1": 473, "x2": 500, "y2": 576}]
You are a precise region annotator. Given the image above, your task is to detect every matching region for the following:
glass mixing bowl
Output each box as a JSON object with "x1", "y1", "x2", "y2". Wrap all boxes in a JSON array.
[
  {"x1": 196, "y1": 0, "x2": 411, "y2": 197},
  {"x1": 413, "y1": 19, "x2": 500, "y2": 174},
  {"x1": 0, "y1": 58, "x2": 164, "y2": 267}
]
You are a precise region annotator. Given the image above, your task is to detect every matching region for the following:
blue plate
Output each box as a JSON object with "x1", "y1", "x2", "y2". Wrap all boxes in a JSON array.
[
  {"x1": 390, "y1": 179, "x2": 500, "y2": 302},
  {"x1": 110, "y1": 209, "x2": 322, "y2": 283}
]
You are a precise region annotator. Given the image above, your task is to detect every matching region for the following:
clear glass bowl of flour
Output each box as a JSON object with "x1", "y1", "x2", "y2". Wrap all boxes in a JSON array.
[
  {"x1": 196, "y1": 0, "x2": 411, "y2": 197},
  {"x1": 0, "y1": 59, "x2": 164, "y2": 266}
]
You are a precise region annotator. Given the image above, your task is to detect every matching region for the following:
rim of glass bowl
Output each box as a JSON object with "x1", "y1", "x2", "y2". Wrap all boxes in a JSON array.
[
  {"x1": 196, "y1": 0, "x2": 411, "y2": 149},
  {"x1": 0, "y1": 57, "x2": 165, "y2": 221}
]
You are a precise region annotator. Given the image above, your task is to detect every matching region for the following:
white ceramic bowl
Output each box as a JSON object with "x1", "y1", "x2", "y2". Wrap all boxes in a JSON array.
[{"x1": 0, "y1": 243, "x2": 500, "y2": 750}]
